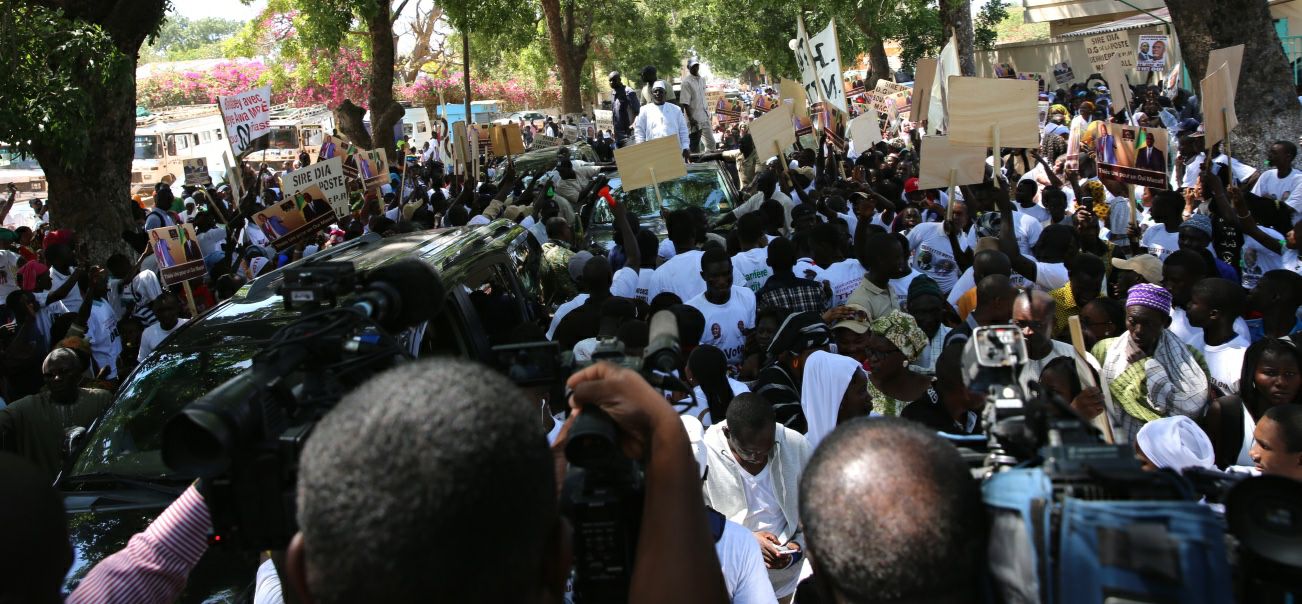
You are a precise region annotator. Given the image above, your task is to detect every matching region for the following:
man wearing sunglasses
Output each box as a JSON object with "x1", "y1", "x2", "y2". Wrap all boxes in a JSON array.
[{"x1": 703, "y1": 393, "x2": 812, "y2": 603}]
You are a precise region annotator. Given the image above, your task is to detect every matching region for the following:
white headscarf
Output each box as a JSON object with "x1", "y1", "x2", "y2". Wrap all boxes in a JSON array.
[
  {"x1": 801, "y1": 350, "x2": 862, "y2": 450},
  {"x1": 1136, "y1": 416, "x2": 1215, "y2": 473}
]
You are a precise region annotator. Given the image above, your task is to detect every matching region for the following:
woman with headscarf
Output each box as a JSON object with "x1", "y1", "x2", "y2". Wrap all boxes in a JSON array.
[
  {"x1": 1135, "y1": 416, "x2": 1216, "y2": 473},
  {"x1": 1200, "y1": 335, "x2": 1302, "y2": 468},
  {"x1": 865, "y1": 310, "x2": 934, "y2": 417},
  {"x1": 800, "y1": 350, "x2": 870, "y2": 449},
  {"x1": 683, "y1": 345, "x2": 750, "y2": 427}
]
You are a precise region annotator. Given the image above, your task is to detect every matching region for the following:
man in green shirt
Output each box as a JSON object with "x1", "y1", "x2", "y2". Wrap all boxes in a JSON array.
[{"x1": 0, "y1": 348, "x2": 112, "y2": 480}]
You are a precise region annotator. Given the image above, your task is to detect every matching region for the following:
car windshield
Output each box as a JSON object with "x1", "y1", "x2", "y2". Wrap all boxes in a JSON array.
[
  {"x1": 266, "y1": 126, "x2": 299, "y2": 149},
  {"x1": 133, "y1": 135, "x2": 162, "y2": 160},
  {"x1": 69, "y1": 295, "x2": 295, "y2": 479},
  {"x1": 590, "y1": 169, "x2": 733, "y2": 223}
]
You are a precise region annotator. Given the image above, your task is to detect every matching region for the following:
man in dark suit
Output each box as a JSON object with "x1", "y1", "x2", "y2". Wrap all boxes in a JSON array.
[{"x1": 1135, "y1": 138, "x2": 1166, "y2": 172}]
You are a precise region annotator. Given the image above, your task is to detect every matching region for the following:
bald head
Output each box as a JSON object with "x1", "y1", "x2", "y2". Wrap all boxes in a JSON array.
[
  {"x1": 974, "y1": 274, "x2": 1016, "y2": 326},
  {"x1": 1012, "y1": 289, "x2": 1056, "y2": 353},
  {"x1": 972, "y1": 250, "x2": 1011, "y2": 282},
  {"x1": 800, "y1": 418, "x2": 983, "y2": 603},
  {"x1": 1012, "y1": 289, "x2": 1055, "y2": 322}
]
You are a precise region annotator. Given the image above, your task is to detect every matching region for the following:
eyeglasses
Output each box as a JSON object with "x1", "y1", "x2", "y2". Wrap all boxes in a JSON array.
[
  {"x1": 727, "y1": 432, "x2": 775, "y2": 463},
  {"x1": 1013, "y1": 319, "x2": 1047, "y2": 331}
]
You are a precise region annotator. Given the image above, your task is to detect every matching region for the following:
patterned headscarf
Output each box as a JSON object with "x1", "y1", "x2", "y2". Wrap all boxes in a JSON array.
[
  {"x1": 1126, "y1": 283, "x2": 1172, "y2": 314},
  {"x1": 870, "y1": 310, "x2": 930, "y2": 362},
  {"x1": 1083, "y1": 180, "x2": 1109, "y2": 222}
]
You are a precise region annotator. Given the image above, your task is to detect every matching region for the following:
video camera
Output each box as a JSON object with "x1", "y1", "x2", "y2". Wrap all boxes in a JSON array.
[
  {"x1": 161, "y1": 259, "x2": 443, "y2": 550},
  {"x1": 491, "y1": 310, "x2": 688, "y2": 603},
  {"x1": 963, "y1": 325, "x2": 1302, "y2": 602}
]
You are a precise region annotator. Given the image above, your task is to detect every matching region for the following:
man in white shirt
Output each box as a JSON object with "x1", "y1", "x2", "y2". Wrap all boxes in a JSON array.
[
  {"x1": 1185, "y1": 278, "x2": 1249, "y2": 396},
  {"x1": 998, "y1": 196, "x2": 1074, "y2": 292},
  {"x1": 106, "y1": 254, "x2": 162, "y2": 327},
  {"x1": 678, "y1": 58, "x2": 717, "y2": 153},
  {"x1": 731, "y1": 213, "x2": 772, "y2": 292},
  {"x1": 702, "y1": 393, "x2": 811, "y2": 602},
  {"x1": 649, "y1": 210, "x2": 707, "y2": 302},
  {"x1": 632, "y1": 80, "x2": 691, "y2": 160},
  {"x1": 687, "y1": 248, "x2": 757, "y2": 367},
  {"x1": 1251, "y1": 141, "x2": 1302, "y2": 217},
  {"x1": 1012, "y1": 289, "x2": 1082, "y2": 395},
  {"x1": 77, "y1": 269, "x2": 121, "y2": 379},
  {"x1": 138, "y1": 291, "x2": 188, "y2": 361},
  {"x1": 726, "y1": 171, "x2": 793, "y2": 235},
  {"x1": 906, "y1": 200, "x2": 971, "y2": 294}
]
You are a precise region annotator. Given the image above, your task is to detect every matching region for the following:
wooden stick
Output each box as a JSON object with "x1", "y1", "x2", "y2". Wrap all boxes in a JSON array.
[
  {"x1": 991, "y1": 124, "x2": 1000, "y2": 169},
  {"x1": 1128, "y1": 184, "x2": 1138, "y2": 229},
  {"x1": 649, "y1": 166, "x2": 662, "y2": 212},
  {"x1": 1222, "y1": 107, "x2": 1232, "y2": 171},
  {"x1": 180, "y1": 280, "x2": 200, "y2": 317},
  {"x1": 945, "y1": 168, "x2": 957, "y2": 222},
  {"x1": 1069, "y1": 315, "x2": 1116, "y2": 443}
]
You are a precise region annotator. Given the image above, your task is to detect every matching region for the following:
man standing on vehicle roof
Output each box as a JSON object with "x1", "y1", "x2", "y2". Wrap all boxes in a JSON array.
[
  {"x1": 633, "y1": 81, "x2": 692, "y2": 161},
  {"x1": 679, "y1": 58, "x2": 717, "y2": 154},
  {"x1": 609, "y1": 71, "x2": 640, "y2": 149}
]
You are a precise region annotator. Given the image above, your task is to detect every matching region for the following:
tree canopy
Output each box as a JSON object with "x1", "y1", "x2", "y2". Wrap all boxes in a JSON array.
[{"x1": 141, "y1": 16, "x2": 244, "y2": 62}]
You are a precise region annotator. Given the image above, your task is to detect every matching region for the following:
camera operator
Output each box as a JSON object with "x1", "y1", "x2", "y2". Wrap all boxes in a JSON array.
[
  {"x1": 282, "y1": 358, "x2": 729, "y2": 603},
  {"x1": 798, "y1": 418, "x2": 985, "y2": 603}
]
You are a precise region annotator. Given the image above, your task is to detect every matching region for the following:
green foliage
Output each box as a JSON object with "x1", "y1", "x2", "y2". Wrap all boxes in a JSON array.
[
  {"x1": 990, "y1": 6, "x2": 1049, "y2": 45},
  {"x1": 141, "y1": 15, "x2": 244, "y2": 63},
  {"x1": 974, "y1": 0, "x2": 1009, "y2": 50},
  {"x1": 0, "y1": 2, "x2": 129, "y2": 168}
]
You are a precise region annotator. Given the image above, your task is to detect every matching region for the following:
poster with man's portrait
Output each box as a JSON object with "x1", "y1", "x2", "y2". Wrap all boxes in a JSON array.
[
  {"x1": 1096, "y1": 122, "x2": 1170, "y2": 188},
  {"x1": 251, "y1": 196, "x2": 333, "y2": 252},
  {"x1": 1136, "y1": 35, "x2": 1170, "y2": 72},
  {"x1": 149, "y1": 223, "x2": 205, "y2": 285}
]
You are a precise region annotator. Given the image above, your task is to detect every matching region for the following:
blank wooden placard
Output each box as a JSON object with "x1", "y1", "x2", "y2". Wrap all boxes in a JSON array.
[
  {"x1": 492, "y1": 123, "x2": 526, "y2": 156},
  {"x1": 911, "y1": 58, "x2": 938, "y2": 121},
  {"x1": 1103, "y1": 54, "x2": 1131, "y2": 114},
  {"x1": 849, "y1": 113, "x2": 881, "y2": 148},
  {"x1": 1206, "y1": 44, "x2": 1244, "y2": 102},
  {"x1": 917, "y1": 135, "x2": 988, "y2": 190},
  {"x1": 451, "y1": 121, "x2": 470, "y2": 166},
  {"x1": 1200, "y1": 64, "x2": 1237, "y2": 149},
  {"x1": 945, "y1": 76, "x2": 1040, "y2": 149},
  {"x1": 748, "y1": 104, "x2": 797, "y2": 157},
  {"x1": 613, "y1": 135, "x2": 687, "y2": 191},
  {"x1": 779, "y1": 78, "x2": 810, "y2": 119}
]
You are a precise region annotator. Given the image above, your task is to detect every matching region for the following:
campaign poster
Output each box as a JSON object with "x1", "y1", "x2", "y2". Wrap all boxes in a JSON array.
[
  {"x1": 182, "y1": 158, "x2": 211, "y2": 186},
  {"x1": 150, "y1": 224, "x2": 206, "y2": 286},
  {"x1": 251, "y1": 195, "x2": 335, "y2": 252},
  {"x1": 355, "y1": 148, "x2": 389, "y2": 189},
  {"x1": 218, "y1": 86, "x2": 272, "y2": 156},
  {"x1": 993, "y1": 62, "x2": 1017, "y2": 78},
  {"x1": 792, "y1": 109, "x2": 814, "y2": 137},
  {"x1": 812, "y1": 102, "x2": 848, "y2": 152},
  {"x1": 870, "y1": 80, "x2": 911, "y2": 115},
  {"x1": 715, "y1": 97, "x2": 743, "y2": 124},
  {"x1": 1096, "y1": 123, "x2": 1170, "y2": 189},
  {"x1": 752, "y1": 95, "x2": 777, "y2": 115},
  {"x1": 283, "y1": 156, "x2": 349, "y2": 219},
  {"x1": 1052, "y1": 61, "x2": 1075, "y2": 85},
  {"x1": 1136, "y1": 35, "x2": 1170, "y2": 72}
]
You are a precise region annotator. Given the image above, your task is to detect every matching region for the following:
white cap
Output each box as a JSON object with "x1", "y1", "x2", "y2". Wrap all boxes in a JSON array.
[
  {"x1": 652, "y1": 80, "x2": 667, "y2": 91},
  {"x1": 687, "y1": 58, "x2": 699, "y2": 68}
]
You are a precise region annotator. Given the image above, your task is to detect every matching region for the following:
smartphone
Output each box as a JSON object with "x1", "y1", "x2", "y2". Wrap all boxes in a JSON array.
[{"x1": 774, "y1": 546, "x2": 796, "y2": 556}]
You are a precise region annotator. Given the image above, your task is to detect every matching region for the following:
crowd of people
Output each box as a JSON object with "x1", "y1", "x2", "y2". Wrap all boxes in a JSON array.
[{"x1": 1, "y1": 59, "x2": 1301, "y2": 603}]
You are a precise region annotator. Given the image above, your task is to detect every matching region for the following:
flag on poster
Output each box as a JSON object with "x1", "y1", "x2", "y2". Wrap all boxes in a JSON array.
[{"x1": 218, "y1": 86, "x2": 272, "y2": 156}]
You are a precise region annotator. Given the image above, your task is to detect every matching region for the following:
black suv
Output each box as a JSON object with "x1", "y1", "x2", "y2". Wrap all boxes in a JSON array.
[{"x1": 57, "y1": 220, "x2": 543, "y2": 601}]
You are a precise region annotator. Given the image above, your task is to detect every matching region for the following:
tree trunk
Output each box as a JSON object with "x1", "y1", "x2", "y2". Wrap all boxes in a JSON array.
[
  {"x1": 1167, "y1": 0, "x2": 1302, "y2": 167},
  {"x1": 334, "y1": 100, "x2": 374, "y2": 148},
  {"x1": 867, "y1": 37, "x2": 891, "y2": 88},
  {"x1": 365, "y1": 0, "x2": 404, "y2": 152},
  {"x1": 540, "y1": 0, "x2": 591, "y2": 115},
  {"x1": 941, "y1": 0, "x2": 976, "y2": 76}
]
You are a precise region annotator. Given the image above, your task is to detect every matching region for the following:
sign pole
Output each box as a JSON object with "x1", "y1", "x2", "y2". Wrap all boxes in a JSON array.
[
  {"x1": 649, "y1": 166, "x2": 662, "y2": 212},
  {"x1": 1128, "y1": 184, "x2": 1138, "y2": 230},
  {"x1": 945, "y1": 168, "x2": 957, "y2": 223},
  {"x1": 1068, "y1": 315, "x2": 1116, "y2": 443},
  {"x1": 180, "y1": 281, "x2": 199, "y2": 317},
  {"x1": 1222, "y1": 108, "x2": 1233, "y2": 170},
  {"x1": 991, "y1": 124, "x2": 1001, "y2": 176}
]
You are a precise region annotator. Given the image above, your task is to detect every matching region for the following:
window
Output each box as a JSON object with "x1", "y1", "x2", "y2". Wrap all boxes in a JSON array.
[
  {"x1": 300, "y1": 126, "x2": 324, "y2": 147},
  {"x1": 134, "y1": 136, "x2": 162, "y2": 160},
  {"x1": 417, "y1": 122, "x2": 428, "y2": 134},
  {"x1": 200, "y1": 131, "x2": 212, "y2": 143}
]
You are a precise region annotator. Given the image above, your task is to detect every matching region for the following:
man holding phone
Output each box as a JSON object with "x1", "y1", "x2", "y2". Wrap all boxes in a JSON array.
[{"x1": 702, "y1": 393, "x2": 812, "y2": 603}]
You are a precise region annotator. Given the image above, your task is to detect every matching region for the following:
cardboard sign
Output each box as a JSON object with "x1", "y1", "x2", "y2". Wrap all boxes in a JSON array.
[
  {"x1": 1136, "y1": 34, "x2": 1170, "y2": 72},
  {"x1": 1017, "y1": 72, "x2": 1046, "y2": 93},
  {"x1": 1084, "y1": 31, "x2": 1134, "y2": 73},
  {"x1": 283, "y1": 156, "x2": 349, "y2": 219},
  {"x1": 357, "y1": 148, "x2": 389, "y2": 188},
  {"x1": 917, "y1": 136, "x2": 987, "y2": 190},
  {"x1": 779, "y1": 78, "x2": 810, "y2": 119},
  {"x1": 1103, "y1": 54, "x2": 1133, "y2": 117},
  {"x1": 491, "y1": 123, "x2": 526, "y2": 156},
  {"x1": 871, "y1": 80, "x2": 911, "y2": 114},
  {"x1": 451, "y1": 122, "x2": 471, "y2": 166},
  {"x1": 911, "y1": 58, "x2": 938, "y2": 125},
  {"x1": 218, "y1": 86, "x2": 272, "y2": 156},
  {"x1": 1096, "y1": 123, "x2": 1170, "y2": 189},
  {"x1": 532, "y1": 134, "x2": 561, "y2": 149},
  {"x1": 612, "y1": 135, "x2": 687, "y2": 191},
  {"x1": 1200, "y1": 64, "x2": 1238, "y2": 149},
  {"x1": 945, "y1": 77, "x2": 1039, "y2": 149},
  {"x1": 182, "y1": 158, "x2": 211, "y2": 186},
  {"x1": 848, "y1": 112, "x2": 882, "y2": 148},
  {"x1": 251, "y1": 195, "x2": 336, "y2": 252},
  {"x1": 1052, "y1": 61, "x2": 1075, "y2": 85},
  {"x1": 472, "y1": 123, "x2": 495, "y2": 156},
  {"x1": 1206, "y1": 44, "x2": 1244, "y2": 103},
  {"x1": 749, "y1": 104, "x2": 797, "y2": 156},
  {"x1": 808, "y1": 19, "x2": 848, "y2": 114},
  {"x1": 150, "y1": 224, "x2": 206, "y2": 286},
  {"x1": 592, "y1": 109, "x2": 614, "y2": 132}
]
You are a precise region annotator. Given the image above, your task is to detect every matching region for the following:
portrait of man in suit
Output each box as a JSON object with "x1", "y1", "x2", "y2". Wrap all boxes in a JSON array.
[{"x1": 1135, "y1": 134, "x2": 1166, "y2": 172}]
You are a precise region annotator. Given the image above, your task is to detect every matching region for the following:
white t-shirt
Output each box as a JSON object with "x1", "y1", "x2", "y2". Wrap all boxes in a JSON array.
[
  {"x1": 687, "y1": 286, "x2": 756, "y2": 365},
  {"x1": 732, "y1": 248, "x2": 773, "y2": 292},
  {"x1": 651, "y1": 250, "x2": 706, "y2": 302},
  {"x1": 49, "y1": 266, "x2": 83, "y2": 314},
  {"x1": 1170, "y1": 308, "x2": 1251, "y2": 343},
  {"x1": 1140, "y1": 224, "x2": 1181, "y2": 260},
  {"x1": 888, "y1": 270, "x2": 924, "y2": 310},
  {"x1": 657, "y1": 238, "x2": 677, "y2": 262},
  {"x1": 717, "y1": 519, "x2": 781, "y2": 604},
  {"x1": 1031, "y1": 261, "x2": 1069, "y2": 291},
  {"x1": 547, "y1": 293, "x2": 589, "y2": 340},
  {"x1": 87, "y1": 299, "x2": 121, "y2": 379},
  {"x1": 1250, "y1": 168, "x2": 1302, "y2": 214},
  {"x1": 0, "y1": 250, "x2": 20, "y2": 302},
  {"x1": 138, "y1": 318, "x2": 188, "y2": 362},
  {"x1": 906, "y1": 222, "x2": 968, "y2": 294},
  {"x1": 793, "y1": 257, "x2": 825, "y2": 282},
  {"x1": 1241, "y1": 226, "x2": 1285, "y2": 290},
  {"x1": 740, "y1": 463, "x2": 789, "y2": 540},
  {"x1": 1015, "y1": 203, "x2": 1052, "y2": 227},
  {"x1": 1011, "y1": 211, "x2": 1044, "y2": 256},
  {"x1": 612, "y1": 267, "x2": 655, "y2": 302},
  {"x1": 1191, "y1": 333, "x2": 1249, "y2": 396},
  {"x1": 821, "y1": 259, "x2": 866, "y2": 308},
  {"x1": 682, "y1": 377, "x2": 751, "y2": 427},
  {"x1": 197, "y1": 226, "x2": 227, "y2": 258}
]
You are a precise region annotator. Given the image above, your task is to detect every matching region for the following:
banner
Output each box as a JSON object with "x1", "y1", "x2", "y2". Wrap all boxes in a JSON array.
[
  {"x1": 218, "y1": 86, "x2": 272, "y2": 156},
  {"x1": 1136, "y1": 35, "x2": 1170, "y2": 72},
  {"x1": 929, "y1": 36, "x2": 960, "y2": 135},
  {"x1": 1052, "y1": 61, "x2": 1075, "y2": 85},
  {"x1": 808, "y1": 19, "x2": 848, "y2": 114},
  {"x1": 532, "y1": 134, "x2": 561, "y2": 149},
  {"x1": 715, "y1": 97, "x2": 744, "y2": 124},
  {"x1": 870, "y1": 80, "x2": 911, "y2": 114},
  {"x1": 1084, "y1": 32, "x2": 1134, "y2": 73},
  {"x1": 793, "y1": 16, "x2": 820, "y2": 105},
  {"x1": 283, "y1": 156, "x2": 349, "y2": 220},
  {"x1": 182, "y1": 158, "x2": 211, "y2": 186},
  {"x1": 150, "y1": 224, "x2": 206, "y2": 286},
  {"x1": 1096, "y1": 123, "x2": 1170, "y2": 188}
]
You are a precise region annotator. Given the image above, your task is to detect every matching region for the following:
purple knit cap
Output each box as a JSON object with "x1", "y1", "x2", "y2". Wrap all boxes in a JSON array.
[{"x1": 1126, "y1": 283, "x2": 1172, "y2": 314}]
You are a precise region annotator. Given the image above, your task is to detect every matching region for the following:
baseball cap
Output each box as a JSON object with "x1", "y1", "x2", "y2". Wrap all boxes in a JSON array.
[
  {"x1": 832, "y1": 304, "x2": 872, "y2": 334},
  {"x1": 904, "y1": 177, "x2": 920, "y2": 194},
  {"x1": 688, "y1": 58, "x2": 700, "y2": 68},
  {"x1": 568, "y1": 251, "x2": 594, "y2": 281},
  {"x1": 608, "y1": 70, "x2": 621, "y2": 80},
  {"x1": 652, "y1": 80, "x2": 667, "y2": 91},
  {"x1": 1111, "y1": 253, "x2": 1163, "y2": 284}
]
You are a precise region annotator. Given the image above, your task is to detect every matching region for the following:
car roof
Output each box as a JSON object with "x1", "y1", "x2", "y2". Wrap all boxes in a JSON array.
[{"x1": 164, "y1": 220, "x2": 527, "y2": 349}]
